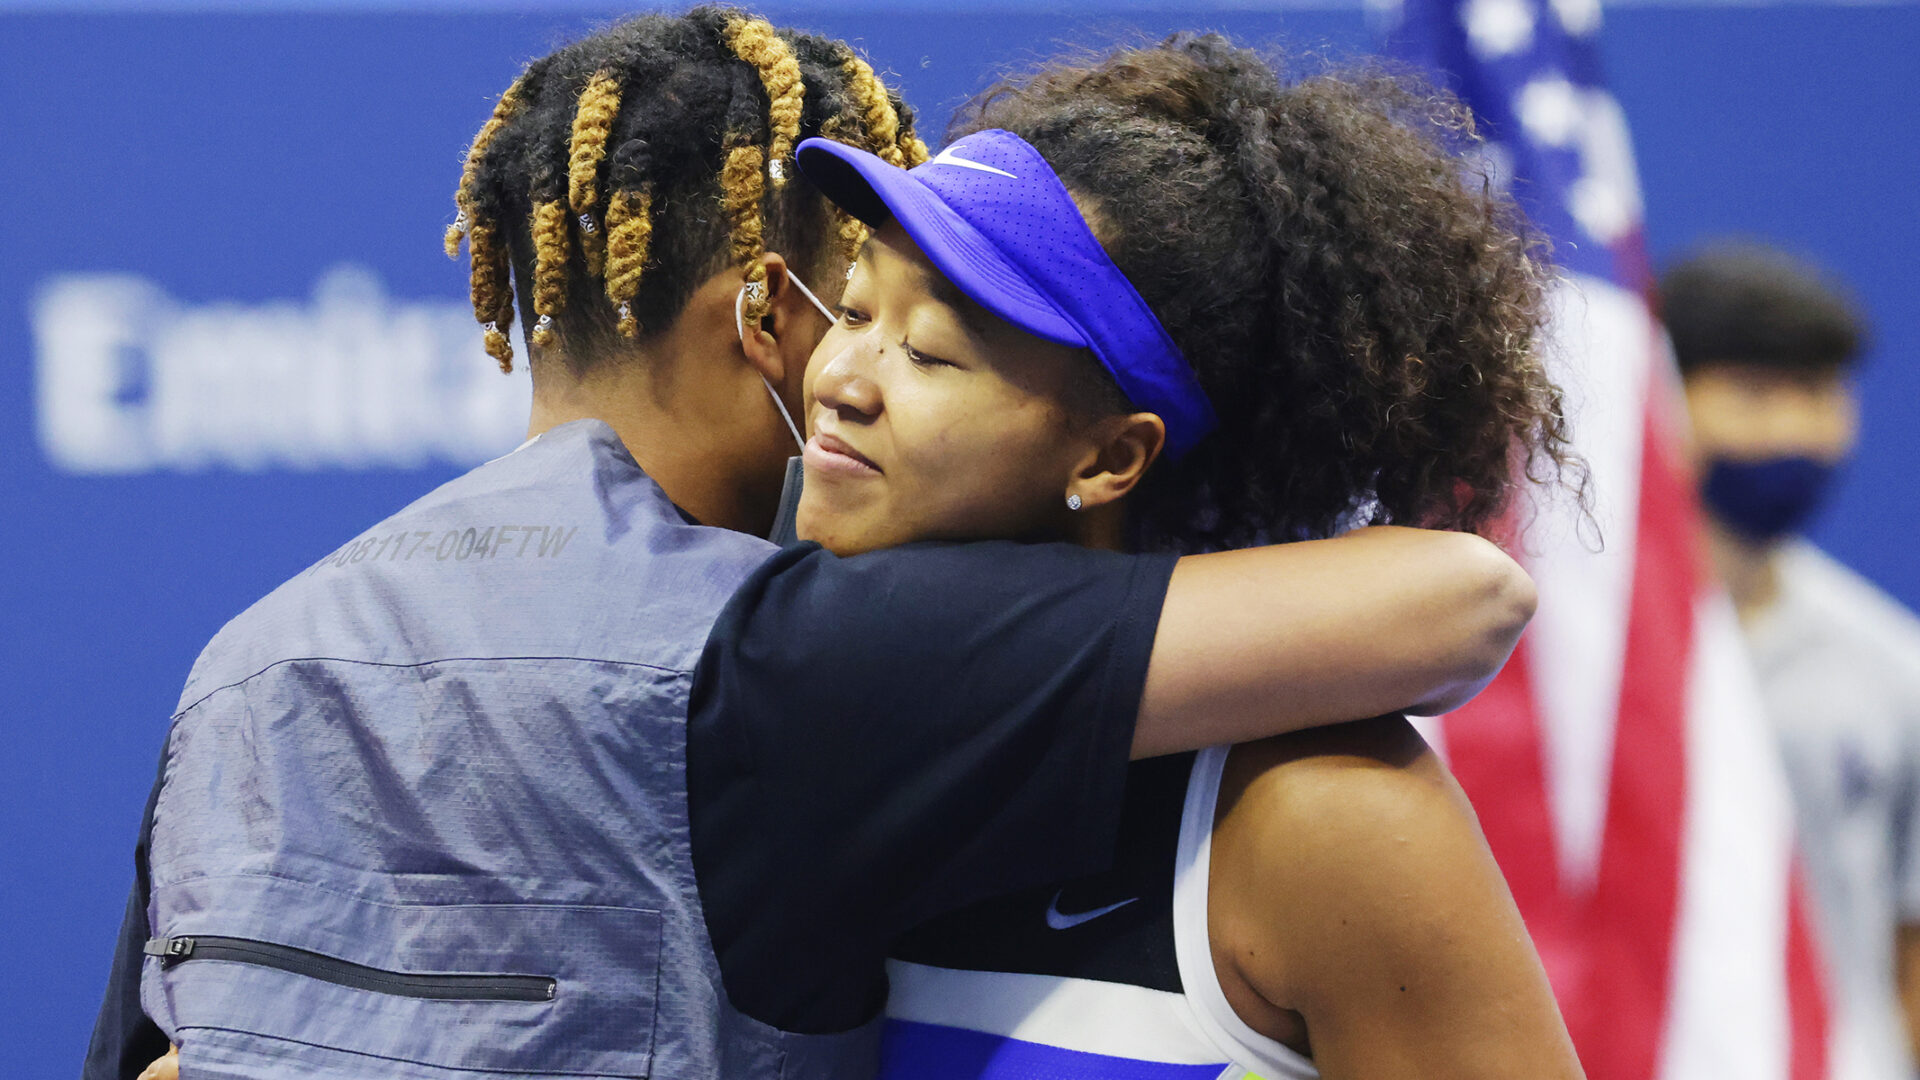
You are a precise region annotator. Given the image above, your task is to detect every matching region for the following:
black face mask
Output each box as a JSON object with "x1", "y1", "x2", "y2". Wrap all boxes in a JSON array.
[{"x1": 1701, "y1": 456, "x2": 1840, "y2": 543}]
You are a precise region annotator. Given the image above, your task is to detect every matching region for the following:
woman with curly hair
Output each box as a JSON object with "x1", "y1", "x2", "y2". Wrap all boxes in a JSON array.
[{"x1": 762, "y1": 33, "x2": 1586, "y2": 1080}]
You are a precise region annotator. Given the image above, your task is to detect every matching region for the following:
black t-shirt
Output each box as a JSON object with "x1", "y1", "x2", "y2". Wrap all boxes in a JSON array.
[
  {"x1": 891, "y1": 750, "x2": 1195, "y2": 995},
  {"x1": 82, "y1": 540, "x2": 1176, "y2": 1075},
  {"x1": 690, "y1": 541, "x2": 1176, "y2": 1033}
]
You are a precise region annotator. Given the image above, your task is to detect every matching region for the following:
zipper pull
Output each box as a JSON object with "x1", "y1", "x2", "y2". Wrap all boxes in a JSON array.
[{"x1": 143, "y1": 937, "x2": 195, "y2": 963}]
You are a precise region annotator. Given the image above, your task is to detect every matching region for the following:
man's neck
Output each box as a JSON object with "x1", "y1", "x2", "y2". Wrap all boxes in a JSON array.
[
  {"x1": 1705, "y1": 517, "x2": 1783, "y2": 626},
  {"x1": 527, "y1": 358, "x2": 784, "y2": 537}
]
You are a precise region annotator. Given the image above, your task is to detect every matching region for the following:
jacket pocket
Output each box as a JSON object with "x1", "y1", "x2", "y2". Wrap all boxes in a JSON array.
[
  {"x1": 143, "y1": 876, "x2": 659, "y2": 1078},
  {"x1": 145, "y1": 934, "x2": 557, "y2": 1001}
]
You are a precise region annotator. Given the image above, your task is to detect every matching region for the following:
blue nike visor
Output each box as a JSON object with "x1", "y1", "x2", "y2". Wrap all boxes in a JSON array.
[{"x1": 794, "y1": 129, "x2": 1218, "y2": 460}]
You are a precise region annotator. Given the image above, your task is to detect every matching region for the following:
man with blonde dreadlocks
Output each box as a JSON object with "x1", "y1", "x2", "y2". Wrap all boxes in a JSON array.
[
  {"x1": 85, "y1": 9, "x2": 1539, "y2": 1080},
  {"x1": 84, "y1": 12, "x2": 921, "y2": 1078},
  {"x1": 85, "y1": 12, "x2": 925, "y2": 1077}
]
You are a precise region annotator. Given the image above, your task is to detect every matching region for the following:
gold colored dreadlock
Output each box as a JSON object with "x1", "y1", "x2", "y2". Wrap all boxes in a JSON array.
[
  {"x1": 817, "y1": 53, "x2": 926, "y2": 266},
  {"x1": 841, "y1": 54, "x2": 909, "y2": 168},
  {"x1": 721, "y1": 15, "x2": 802, "y2": 325},
  {"x1": 467, "y1": 217, "x2": 516, "y2": 371},
  {"x1": 452, "y1": 65, "x2": 544, "y2": 370},
  {"x1": 900, "y1": 129, "x2": 931, "y2": 167},
  {"x1": 603, "y1": 187, "x2": 654, "y2": 339},
  {"x1": 568, "y1": 71, "x2": 623, "y2": 278},
  {"x1": 720, "y1": 134, "x2": 770, "y2": 323},
  {"x1": 446, "y1": 73, "x2": 533, "y2": 259},
  {"x1": 529, "y1": 199, "x2": 571, "y2": 347},
  {"x1": 725, "y1": 18, "x2": 804, "y2": 188},
  {"x1": 818, "y1": 115, "x2": 872, "y2": 268}
]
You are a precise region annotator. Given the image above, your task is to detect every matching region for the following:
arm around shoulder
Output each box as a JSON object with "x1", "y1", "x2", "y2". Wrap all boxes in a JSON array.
[
  {"x1": 1132, "y1": 527, "x2": 1536, "y2": 758},
  {"x1": 1207, "y1": 717, "x2": 1582, "y2": 1080}
]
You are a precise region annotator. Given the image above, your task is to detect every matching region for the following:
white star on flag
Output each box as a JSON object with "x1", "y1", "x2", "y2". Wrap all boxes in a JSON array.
[
  {"x1": 1516, "y1": 75, "x2": 1583, "y2": 147},
  {"x1": 1551, "y1": 0, "x2": 1602, "y2": 37},
  {"x1": 1462, "y1": 0, "x2": 1536, "y2": 59}
]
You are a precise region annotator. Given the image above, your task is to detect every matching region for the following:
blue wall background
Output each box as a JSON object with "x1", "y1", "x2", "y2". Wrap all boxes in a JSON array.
[{"x1": 3, "y1": 4, "x2": 1915, "y2": 1077}]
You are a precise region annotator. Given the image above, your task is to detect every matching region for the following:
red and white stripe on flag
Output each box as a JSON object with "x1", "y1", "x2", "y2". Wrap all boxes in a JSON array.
[{"x1": 1424, "y1": 268, "x2": 1830, "y2": 1080}]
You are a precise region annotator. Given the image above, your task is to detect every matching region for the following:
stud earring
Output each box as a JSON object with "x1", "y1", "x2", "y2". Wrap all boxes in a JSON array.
[{"x1": 1066, "y1": 493, "x2": 1083, "y2": 511}]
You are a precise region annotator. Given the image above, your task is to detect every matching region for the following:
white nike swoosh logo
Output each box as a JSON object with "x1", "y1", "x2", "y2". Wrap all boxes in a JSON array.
[
  {"x1": 929, "y1": 146, "x2": 1018, "y2": 179},
  {"x1": 1044, "y1": 890, "x2": 1139, "y2": 930}
]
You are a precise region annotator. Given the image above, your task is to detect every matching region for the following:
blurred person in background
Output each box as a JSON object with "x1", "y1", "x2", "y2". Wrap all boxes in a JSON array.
[{"x1": 1665, "y1": 242, "x2": 1920, "y2": 1080}]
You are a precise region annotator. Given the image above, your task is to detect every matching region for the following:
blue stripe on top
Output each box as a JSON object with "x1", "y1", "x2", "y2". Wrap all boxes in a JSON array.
[{"x1": 881, "y1": 1020, "x2": 1229, "y2": 1080}]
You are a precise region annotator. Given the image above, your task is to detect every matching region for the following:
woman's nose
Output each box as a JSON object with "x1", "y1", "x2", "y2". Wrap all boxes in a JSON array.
[{"x1": 812, "y1": 337, "x2": 884, "y2": 419}]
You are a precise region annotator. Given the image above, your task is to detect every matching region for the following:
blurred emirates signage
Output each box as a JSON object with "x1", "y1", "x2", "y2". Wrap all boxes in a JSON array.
[{"x1": 33, "y1": 267, "x2": 529, "y2": 474}]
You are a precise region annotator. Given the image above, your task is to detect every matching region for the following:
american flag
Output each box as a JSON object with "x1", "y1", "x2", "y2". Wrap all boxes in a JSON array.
[{"x1": 1388, "y1": 1, "x2": 1831, "y2": 1077}]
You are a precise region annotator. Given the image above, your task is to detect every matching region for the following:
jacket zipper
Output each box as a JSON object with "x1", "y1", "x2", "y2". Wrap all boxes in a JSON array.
[{"x1": 145, "y1": 935, "x2": 556, "y2": 1002}]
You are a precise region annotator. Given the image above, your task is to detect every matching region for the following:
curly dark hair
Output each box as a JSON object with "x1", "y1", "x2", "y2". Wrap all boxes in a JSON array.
[
  {"x1": 1659, "y1": 241, "x2": 1865, "y2": 377},
  {"x1": 446, "y1": 6, "x2": 927, "y2": 373},
  {"x1": 951, "y1": 34, "x2": 1579, "y2": 550}
]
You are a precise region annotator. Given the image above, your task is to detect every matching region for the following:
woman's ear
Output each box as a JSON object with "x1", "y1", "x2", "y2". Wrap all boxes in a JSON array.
[{"x1": 1068, "y1": 412, "x2": 1166, "y2": 510}]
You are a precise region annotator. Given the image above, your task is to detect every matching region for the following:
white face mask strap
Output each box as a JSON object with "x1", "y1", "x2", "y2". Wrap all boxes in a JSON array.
[
  {"x1": 735, "y1": 271, "x2": 837, "y2": 342},
  {"x1": 761, "y1": 375, "x2": 804, "y2": 452},
  {"x1": 785, "y1": 271, "x2": 837, "y2": 324},
  {"x1": 734, "y1": 280, "x2": 763, "y2": 344},
  {"x1": 738, "y1": 284, "x2": 805, "y2": 452},
  {"x1": 737, "y1": 271, "x2": 836, "y2": 455}
]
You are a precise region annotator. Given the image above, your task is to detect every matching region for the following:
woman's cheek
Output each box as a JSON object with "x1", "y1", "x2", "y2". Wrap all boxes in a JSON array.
[{"x1": 803, "y1": 321, "x2": 856, "y2": 400}]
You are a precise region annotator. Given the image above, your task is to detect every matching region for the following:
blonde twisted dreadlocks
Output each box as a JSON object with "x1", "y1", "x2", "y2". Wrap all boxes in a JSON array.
[
  {"x1": 723, "y1": 20, "x2": 802, "y2": 323},
  {"x1": 820, "y1": 42, "x2": 930, "y2": 264},
  {"x1": 443, "y1": 6, "x2": 926, "y2": 372},
  {"x1": 720, "y1": 65, "x2": 774, "y2": 326},
  {"x1": 446, "y1": 60, "x2": 551, "y2": 369},
  {"x1": 842, "y1": 52, "x2": 926, "y2": 169},
  {"x1": 445, "y1": 66, "x2": 537, "y2": 262},
  {"x1": 726, "y1": 19, "x2": 804, "y2": 184},
  {"x1": 567, "y1": 71, "x2": 623, "y2": 279}
]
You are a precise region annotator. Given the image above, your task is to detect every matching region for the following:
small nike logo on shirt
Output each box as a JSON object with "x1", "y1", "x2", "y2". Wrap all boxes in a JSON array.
[
  {"x1": 929, "y1": 146, "x2": 1018, "y2": 179},
  {"x1": 1045, "y1": 890, "x2": 1139, "y2": 930}
]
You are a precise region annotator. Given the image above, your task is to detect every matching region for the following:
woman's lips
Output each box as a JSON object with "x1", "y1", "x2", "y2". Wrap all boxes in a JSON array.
[{"x1": 805, "y1": 431, "x2": 882, "y2": 476}]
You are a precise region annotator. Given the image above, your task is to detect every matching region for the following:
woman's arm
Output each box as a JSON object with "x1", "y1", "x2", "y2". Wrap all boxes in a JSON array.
[
  {"x1": 1132, "y1": 527, "x2": 1534, "y2": 758},
  {"x1": 1205, "y1": 716, "x2": 1582, "y2": 1080}
]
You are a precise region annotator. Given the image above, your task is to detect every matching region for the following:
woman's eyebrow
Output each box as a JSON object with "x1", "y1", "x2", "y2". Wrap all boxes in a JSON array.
[
  {"x1": 936, "y1": 282, "x2": 1007, "y2": 344},
  {"x1": 858, "y1": 232, "x2": 995, "y2": 340},
  {"x1": 926, "y1": 274, "x2": 972, "y2": 320},
  {"x1": 908, "y1": 261, "x2": 996, "y2": 339}
]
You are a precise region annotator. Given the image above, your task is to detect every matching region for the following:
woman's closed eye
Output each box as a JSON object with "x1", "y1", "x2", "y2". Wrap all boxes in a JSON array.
[
  {"x1": 833, "y1": 303, "x2": 871, "y2": 327},
  {"x1": 904, "y1": 343, "x2": 959, "y2": 371}
]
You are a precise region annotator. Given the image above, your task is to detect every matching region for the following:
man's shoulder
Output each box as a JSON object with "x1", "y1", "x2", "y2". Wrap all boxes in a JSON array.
[
  {"x1": 1775, "y1": 542, "x2": 1920, "y2": 678},
  {"x1": 176, "y1": 424, "x2": 777, "y2": 711}
]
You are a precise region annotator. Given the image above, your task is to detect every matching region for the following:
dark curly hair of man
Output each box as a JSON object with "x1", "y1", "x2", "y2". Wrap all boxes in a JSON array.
[
  {"x1": 445, "y1": 5, "x2": 926, "y2": 373},
  {"x1": 951, "y1": 34, "x2": 1579, "y2": 551}
]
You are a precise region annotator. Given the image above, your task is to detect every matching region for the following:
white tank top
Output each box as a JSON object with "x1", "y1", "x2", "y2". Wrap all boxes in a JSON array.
[{"x1": 879, "y1": 746, "x2": 1317, "y2": 1080}]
